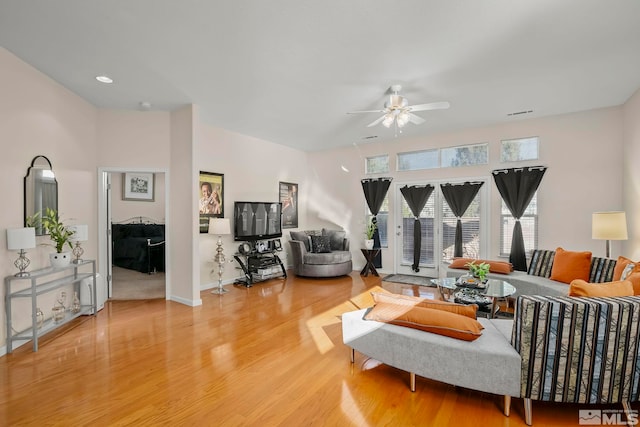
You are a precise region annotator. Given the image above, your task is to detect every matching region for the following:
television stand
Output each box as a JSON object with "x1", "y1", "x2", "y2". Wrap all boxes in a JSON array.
[{"x1": 234, "y1": 250, "x2": 286, "y2": 287}]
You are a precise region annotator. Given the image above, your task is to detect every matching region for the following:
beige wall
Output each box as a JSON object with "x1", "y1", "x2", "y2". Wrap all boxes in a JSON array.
[
  {"x1": 308, "y1": 107, "x2": 625, "y2": 273},
  {"x1": 196, "y1": 125, "x2": 309, "y2": 288},
  {"x1": 623, "y1": 88, "x2": 640, "y2": 259},
  {"x1": 0, "y1": 48, "x2": 99, "y2": 344},
  {"x1": 110, "y1": 172, "x2": 166, "y2": 222}
]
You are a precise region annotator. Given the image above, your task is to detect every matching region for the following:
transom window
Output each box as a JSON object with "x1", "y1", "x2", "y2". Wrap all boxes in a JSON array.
[
  {"x1": 501, "y1": 137, "x2": 539, "y2": 162},
  {"x1": 365, "y1": 155, "x2": 389, "y2": 174},
  {"x1": 396, "y1": 143, "x2": 488, "y2": 172}
]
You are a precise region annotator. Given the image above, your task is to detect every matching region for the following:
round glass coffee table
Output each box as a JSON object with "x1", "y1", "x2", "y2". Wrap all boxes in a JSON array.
[{"x1": 431, "y1": 277, "x2": 516, "y2": 319}]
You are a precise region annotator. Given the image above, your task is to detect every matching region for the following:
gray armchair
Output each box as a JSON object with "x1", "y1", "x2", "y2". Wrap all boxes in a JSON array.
[{"x1": 289, "y1": 229, "x2": 352, "y2": 277}]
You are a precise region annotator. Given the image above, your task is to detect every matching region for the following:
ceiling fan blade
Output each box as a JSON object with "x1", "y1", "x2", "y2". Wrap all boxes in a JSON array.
[
  {"x1": 408, "y1": 113, "x2": 425, "y2": 125},
  {"x1": 367, "y1": 115, "x2": 387, "y2": 127},
  {"x1": 347, "y1": 109, "x2": 386, "y2": 114},
  {"x1": 408, "y1": 101, "x2": 451, "y2": 112}
]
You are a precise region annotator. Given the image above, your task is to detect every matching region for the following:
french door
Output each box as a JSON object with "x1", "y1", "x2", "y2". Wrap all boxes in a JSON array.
[{"x1": 394, "y1": 179, "x2": 487, "y2": 277}]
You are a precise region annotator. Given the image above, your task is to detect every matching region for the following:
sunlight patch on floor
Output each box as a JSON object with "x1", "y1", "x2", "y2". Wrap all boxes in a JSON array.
[
  {"x1": 306, "y1": 300, "x2": 358, "y2": 354},
  {"x1": 305, "y1": 285, "x2": 387, "y2": 354}
]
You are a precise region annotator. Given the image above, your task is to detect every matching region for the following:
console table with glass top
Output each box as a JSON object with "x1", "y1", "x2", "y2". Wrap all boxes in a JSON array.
[
  {"x1": 4, "y1": 260, "x2": 97, "y2": 352},
  {"x1": 431, "y1": 277, "x2": 516, "y2": 319}
]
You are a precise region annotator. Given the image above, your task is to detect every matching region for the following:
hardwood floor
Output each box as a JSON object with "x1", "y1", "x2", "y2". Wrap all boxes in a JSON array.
[{"x1": 0, "y1": 272, "x2": 634, "y2": 426}]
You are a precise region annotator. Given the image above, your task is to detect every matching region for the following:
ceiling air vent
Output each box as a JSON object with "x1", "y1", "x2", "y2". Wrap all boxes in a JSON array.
[{"x1": 507, "y1": 110, "x2": 533, "y2": 117}]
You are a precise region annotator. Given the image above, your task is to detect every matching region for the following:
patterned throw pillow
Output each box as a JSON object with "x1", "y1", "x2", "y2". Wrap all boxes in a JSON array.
[
  {"x1": 528, "y1": 250, "x2": 556, "y2": 277},
  {"x1": 322, "y1": 228, "x2": 346, "y2": 251},
  {"x1": 621, "y1": 262, "x2": 637, "y2": 280},
  {"x1": 310, "y1": 235, "x2": 332, "y2": 253}
]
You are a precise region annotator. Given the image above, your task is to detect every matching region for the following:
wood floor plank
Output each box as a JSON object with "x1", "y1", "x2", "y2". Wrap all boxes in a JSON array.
[{"x1": 0, "y1": 271, "x2": 635, "y2": 426}]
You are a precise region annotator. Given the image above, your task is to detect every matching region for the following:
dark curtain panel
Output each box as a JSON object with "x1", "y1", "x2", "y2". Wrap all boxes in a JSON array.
[
  {"x1": 400, "y1": 185, "x2": 434, "y2": 272},
  {"x1": 361, "y1": 178, "x2": 392, "y2": 268},
  {"x1": 492, "y1": 167, "x2": 547, "y2": 271},
  {"x1": 440, "y1": 182, "x2": 484, "y2": 258}
]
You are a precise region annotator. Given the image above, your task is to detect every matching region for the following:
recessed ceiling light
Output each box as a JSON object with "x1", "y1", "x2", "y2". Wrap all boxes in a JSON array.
[{"x1": 95, "y1": 75, "x2": 113, "y2": 84}]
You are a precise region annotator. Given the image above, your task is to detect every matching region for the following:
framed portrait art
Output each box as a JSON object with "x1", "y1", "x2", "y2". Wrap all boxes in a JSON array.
[
  {"x1": 198, "y1": 171, "x2": 224, "y2": 233},
  {"x1": 279, "y1": 181, "x2": 298, "y2": 229},
  {"x1": 122, "y1": 172, "x2": 155, "y2": 201}
]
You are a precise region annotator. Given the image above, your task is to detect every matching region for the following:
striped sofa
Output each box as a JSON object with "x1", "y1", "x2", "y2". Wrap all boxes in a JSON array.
[
  {"x1": 513, "y1": 294, "x2": 640, "y2": 424},
  {"x1": 447, "y1": 250, "x2": 617, "y2": 297}
]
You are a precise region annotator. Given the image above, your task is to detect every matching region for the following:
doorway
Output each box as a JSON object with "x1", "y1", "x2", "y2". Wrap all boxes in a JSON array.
[
  {"x1": 98, "y1": 168, "x2": 170, "y2": 300},
  {"x1": 394, "y1": 179, "x2": 488, "y2": 278}
]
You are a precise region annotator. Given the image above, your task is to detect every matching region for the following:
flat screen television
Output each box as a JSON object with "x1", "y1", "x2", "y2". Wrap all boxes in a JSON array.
[{"x1": 234, "y1": 201, "x2": 282, "y2": 241}]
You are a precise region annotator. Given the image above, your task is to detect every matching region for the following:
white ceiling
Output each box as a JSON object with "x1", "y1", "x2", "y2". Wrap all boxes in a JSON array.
[{"x1": 2, "y1": 1, "x2": 640, "y2": 152}]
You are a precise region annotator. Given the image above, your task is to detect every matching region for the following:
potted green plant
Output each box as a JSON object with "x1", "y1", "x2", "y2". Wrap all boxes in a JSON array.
[
  {"x1": 364, "y1": 220, "x2": 377, "y2": 250},
  {"x1": 465, "y1": 260, "x2": 490, "y2": 283},
  {"x1": 42, "y1": 208, "x2": 75, "y2": 268}
]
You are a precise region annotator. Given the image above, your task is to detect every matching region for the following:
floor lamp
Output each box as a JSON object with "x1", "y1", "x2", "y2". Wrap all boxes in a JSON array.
[
  {"x1": 209, "y1": 218, "x2": 231, "y2": 294},
  {"x1": 592, "y1": 211, "x2": 628, "y2": 258}
]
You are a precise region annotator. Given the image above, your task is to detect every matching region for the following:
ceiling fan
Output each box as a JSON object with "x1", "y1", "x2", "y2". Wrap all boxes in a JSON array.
[{"x1": 348, "y1": 84, "x2": 450, "y2": 131}]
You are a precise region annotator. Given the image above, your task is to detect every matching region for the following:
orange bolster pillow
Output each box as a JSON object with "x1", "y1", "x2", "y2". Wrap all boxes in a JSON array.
[
  {"x1": 448, "y1": 258, "x2": 514, "y2": 275},
  {"x1": 364, "y1": 302, "x2": 484, "y2": 341},
  {"x1": 568, "y1": 279, "x2": 634, "y2": 297}
]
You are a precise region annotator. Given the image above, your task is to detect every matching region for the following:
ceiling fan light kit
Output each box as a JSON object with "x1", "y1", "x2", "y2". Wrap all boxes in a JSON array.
[{"x1": 348, "y1": 84, "x2": 450, "y2": 133}]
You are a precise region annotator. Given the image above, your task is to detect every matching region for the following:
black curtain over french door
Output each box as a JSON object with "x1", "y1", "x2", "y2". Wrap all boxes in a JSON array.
[
  {"x1": 492, "y1": 166, "x2": 547, "y2": 271},
  {"x1": 440, "y1": 182, "x2": 484, "y2": 258},
  {"x1": 361, "y1": 178, "x2": 392, "y2": 268},
  {"x1": 400, "y1": 185, "x2": 435, "y2": 272}
]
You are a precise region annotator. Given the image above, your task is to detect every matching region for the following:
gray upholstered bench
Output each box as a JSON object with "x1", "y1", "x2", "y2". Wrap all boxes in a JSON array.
[{"x1": 342, "y1": 308, "x2": 520, "y2": 415}]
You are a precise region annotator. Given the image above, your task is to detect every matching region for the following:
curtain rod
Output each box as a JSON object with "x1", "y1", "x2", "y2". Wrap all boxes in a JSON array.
[
  {"x1": 361, "y1": 177, "x2": 393, "y2": 182},
  {"x1": 441, "y1": 181, "x2": 484, "y2": 186},
  {"x1": 492, "y1": 166, "x2": 546, "y2": 174}
]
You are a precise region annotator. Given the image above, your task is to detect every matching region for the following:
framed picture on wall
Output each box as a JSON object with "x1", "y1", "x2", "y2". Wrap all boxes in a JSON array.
[
  {"x1": 279, "y1": 181, "x2": 298, "y2": 229},
  {"x1": 199, "y1": 171, "x2": 224, "y2": 233},
  {"x1": 123, "y1": 172, "x2": 155, "y2": 201}
]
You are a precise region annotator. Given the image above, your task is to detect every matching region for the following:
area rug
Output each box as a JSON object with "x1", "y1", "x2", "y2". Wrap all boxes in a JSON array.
[
  {"x1": 382, "y1": 274, "x2": 435, "y2": 287},
  {"x1": 111, "y1": 266, "x2": 166, "y2": 300}
]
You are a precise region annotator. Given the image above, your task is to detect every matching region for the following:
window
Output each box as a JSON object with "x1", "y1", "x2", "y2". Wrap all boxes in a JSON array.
[
  {"x1": 441, "y1": 143, "x2": 488, "y2": 167},
  {"x1": 365, "y1": 155, "x2": 389, "y2": 174},
  {"x1": 500, "y1": 193, "x2": 538, "y2": 257},
  {"x1": 400, "y1": 195, "x2": 435, "y2": 265},
  {"x1": 441, "y1": 194, "x2": 481, "y2": 262},
  {"x1": 501, "y1": 137, "x2": 539, "y2": 162},
  {"x1": 397, "y1": 149, "x2": 438, "y2": 171},
  {"x1": 366, "y1": 195, "x2": 389, "y2": 248}
]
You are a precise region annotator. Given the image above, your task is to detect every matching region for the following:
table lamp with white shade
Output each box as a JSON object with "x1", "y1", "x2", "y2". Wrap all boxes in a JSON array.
[
  {"x1": 208, "y1": 218, "x2": 231, "y2": 294},
  {"x1": 592, "y1": 211, "x2": 628, "y2": 258},
  {"x1": 68, "y1": 224, "x2": 88, "y2": 263},
  {"x1": 6, "y1": 227, "x2": 37, "y2": 277}
]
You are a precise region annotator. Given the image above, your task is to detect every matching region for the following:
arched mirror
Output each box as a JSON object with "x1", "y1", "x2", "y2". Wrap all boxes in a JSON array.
[{"x1": 24, "y1": 155, "x2": 58, "y2": 236}]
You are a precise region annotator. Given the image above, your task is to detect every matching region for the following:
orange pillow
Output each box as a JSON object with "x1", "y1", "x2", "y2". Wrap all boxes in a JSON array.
[
  {"x1": 568, "y1": 279, "x2": 634, "y2": 297},
  {"x1": 613, "y1": 256, "x2": 640, "y2": 281},
  {"x1": 625, "y1": 272, "x2": 640, "y2": 295},
  {"x1": 448, "y1": 258, "x2": 513, "y2": 275},
  {"x1": 364, "y1": 302, "x2": 484, "y2": 341},
  {"x1": 550, "y1": 247, "x2": 592, "y2": 284},
  {"x1": 371, "y1": 291, "x2": 478, "y2": 319}
]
